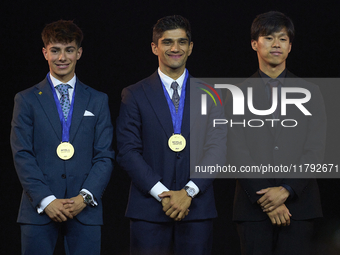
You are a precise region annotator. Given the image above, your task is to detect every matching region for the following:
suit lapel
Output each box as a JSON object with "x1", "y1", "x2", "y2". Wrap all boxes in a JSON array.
[
  {"x1": 143, "y1": 72, "x2": 174, "y2": 138},
  {"x1": 69, "y1": 79, "x2": 90, "y2": 143},
  {"x1": 34, "y1": 78, "x2": 62, "y2": 141},
  {"x1": 181, "y1": 76, "x2": 190, "y2": 139}
]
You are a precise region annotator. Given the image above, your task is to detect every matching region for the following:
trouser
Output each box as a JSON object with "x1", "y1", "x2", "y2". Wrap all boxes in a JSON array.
[{"x1": 20, "y1": 218, "x2": 101, "y2": 255}]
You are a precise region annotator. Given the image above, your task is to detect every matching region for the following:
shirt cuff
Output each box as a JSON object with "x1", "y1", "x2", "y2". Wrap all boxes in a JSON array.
[
  {"x1": 81, "y1": 189, "x2": 98, "y2": 206},
  {"x1": 281, "y1": 184, "x2": 295, "y2": 198},
  {"x1": 37, "y1": 195, "x2": 57, "y2": 214},
  {"x1": 185, "y1": 181, "x2": 200, "y2": 197},
  {"x1": 149, "y1": 182, "x2": 170, "y2": 202}
]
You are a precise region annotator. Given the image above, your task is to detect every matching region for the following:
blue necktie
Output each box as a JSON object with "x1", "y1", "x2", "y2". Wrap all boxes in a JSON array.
[{"x1": 56, "y1": 84, "x2": 71, "y2": 121}]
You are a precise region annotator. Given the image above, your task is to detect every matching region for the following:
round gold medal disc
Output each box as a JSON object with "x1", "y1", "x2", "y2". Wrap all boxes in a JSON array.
[
  {"x1": 168, "y1": 134, "x2": 186, "y2": 152},
  {"x1": 56, "y1": 142, "x2": 74, "y2": 160}
]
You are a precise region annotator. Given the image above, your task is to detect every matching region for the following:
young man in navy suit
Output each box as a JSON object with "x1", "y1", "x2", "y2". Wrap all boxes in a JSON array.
[
  {"x1": 226, "y1": 11, "x2": 326, "y2": 255},
  {"x1": 117, "y1": 15, "x2": 226, "y2": 255},
  {"x1": 11, "y1": 20, "x2": 114, "y2": 254}
]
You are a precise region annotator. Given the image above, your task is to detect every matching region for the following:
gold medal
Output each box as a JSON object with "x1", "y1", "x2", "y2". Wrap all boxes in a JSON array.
[
  {"x1": 168, "y1": 134, "x2": 186, "y2": 152},
  {"x1": 56, "y1": 142, "x2": 74, "y2": 160}
]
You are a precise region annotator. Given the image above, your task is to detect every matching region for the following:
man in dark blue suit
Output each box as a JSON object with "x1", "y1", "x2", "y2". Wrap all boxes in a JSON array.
[
  {"x1": 116, "y1": 15, "x2": 226, "y2": 255},
  {"x1": 10, "y1": 20, "x2": 114, "y2": 255}
]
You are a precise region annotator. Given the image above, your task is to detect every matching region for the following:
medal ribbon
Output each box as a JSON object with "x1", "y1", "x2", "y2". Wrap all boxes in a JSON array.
[
  {"x1": 47, "y1": 73, "x2": 75, "y2": 142},
  {"x1": 161, "y1": 69, "x2": 188, "y2": 134}
]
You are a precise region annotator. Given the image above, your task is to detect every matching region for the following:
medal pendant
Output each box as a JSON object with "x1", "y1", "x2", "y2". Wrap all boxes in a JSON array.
[
  {"x1": 168, "y1": 134, "x2": 186, "y2": 152},
  {"x1": 56, "y1": 142, "x2": 74, "y2": 160}
]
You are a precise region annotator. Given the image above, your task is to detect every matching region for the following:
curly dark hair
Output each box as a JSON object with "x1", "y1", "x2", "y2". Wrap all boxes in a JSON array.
[{"x1": 41, "y1": 20, "x2": 83, "y2": 48}]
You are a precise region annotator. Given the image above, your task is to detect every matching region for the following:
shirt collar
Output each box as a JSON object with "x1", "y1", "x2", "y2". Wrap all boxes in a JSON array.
[
  {"x1": 158, "y1": 68, "x2": 186, "y2": 91},
  {"x1": 259, "y1": 69, "x2": 286, "y2": 86},
  {"x1": 49, "y1": 73, "x2": 76, "y2": 89}
]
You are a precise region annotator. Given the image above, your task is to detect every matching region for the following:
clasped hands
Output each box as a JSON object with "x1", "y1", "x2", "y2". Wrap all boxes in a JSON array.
[
  {"x1": 158, "y1": 189, "x2": 192, "y2": 221},
  {"x1": 256, "y1": 186, "x2": 291, "y2": 226},
  {"x1": 44, "y1": 194, "x2": 86, "y2": 222}
]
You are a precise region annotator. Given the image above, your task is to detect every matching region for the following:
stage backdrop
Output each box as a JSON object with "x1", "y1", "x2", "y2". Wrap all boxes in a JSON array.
[{"x1": 1, "y1": 0, "x2": 339, "y2": 254}]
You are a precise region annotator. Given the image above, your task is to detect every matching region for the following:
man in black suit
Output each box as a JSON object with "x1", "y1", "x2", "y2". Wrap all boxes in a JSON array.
[{"x1": 226, "y1": 11, "x2": 326, "y2": 255}]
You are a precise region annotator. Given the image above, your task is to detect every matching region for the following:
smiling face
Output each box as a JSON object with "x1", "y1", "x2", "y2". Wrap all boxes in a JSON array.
[
  {"x1": 252, "y1": 28, "x2": 292, "y2": 76},
  {"x1": 42, "y1": 40, "x2": 82, "y2": 83},
  {"x1": 151, "y1": 28, "x2": 193, "y2": 80}
]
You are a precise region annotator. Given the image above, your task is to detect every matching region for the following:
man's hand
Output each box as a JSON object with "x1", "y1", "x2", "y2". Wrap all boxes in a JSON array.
[
  {"x1": 64, "y1": 194, "x2": 87, "y2": 217},
  {"x1": 161, "y1": 197, "x2": 170, "y2": 208},
  {"x1": 44, "y1": 199, "x2": 74, "y2": 222},
  {"x1": 267, "y1": 204, "x2": 292, "y2": 226},
  {"x1": 161, "y1": 196, "x2": 188, "y2": 220},
  {"x1": 256, "y1": 186, "x2": 290, "y2": 212},
  {"x1": 158, "y1": 190, "x2": 191, "y2": 221}
]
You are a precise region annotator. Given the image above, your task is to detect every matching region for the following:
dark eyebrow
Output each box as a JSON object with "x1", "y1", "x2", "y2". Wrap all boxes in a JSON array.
[
  {"x1": 270, "y1": 32, "x2": 288, "y2": 37},
  {"x1": 161, "y1": 39, "x2": 173, "y2": 42},
  {"x1": 161, "y1": 38, "x2": 189, "y2": 42},
  {"x1": 262, "y1": 33, "x2": 288, "y2": 39},
  {"x1": 49, "y1": 46, "x2": 76, "y2": 50}
]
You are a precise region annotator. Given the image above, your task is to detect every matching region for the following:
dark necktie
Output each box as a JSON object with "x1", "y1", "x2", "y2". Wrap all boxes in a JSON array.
[
  {"x1": 56, "y1": 84, "x2": 72, "y2": 120},
  {"x1": 171, "y1": 81, "x2": 180, "y2": 112},
  {"x1": 268, "y1": 79, "x2": 280, "y2": 120}
]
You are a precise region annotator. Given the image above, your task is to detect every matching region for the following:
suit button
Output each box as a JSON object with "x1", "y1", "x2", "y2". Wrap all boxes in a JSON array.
[
  {"x1": 173, "y1": 180, "x2": 176, "y2": 183},
  {"x1": 61, "y1": 174, "x2": 66, "y2": 179},
  {"x1": 177, "y1": 153, "x2": 181, "y2": 159},
  {"x1": 274, "y1": 146, "x2": 279, "y2": 150}
]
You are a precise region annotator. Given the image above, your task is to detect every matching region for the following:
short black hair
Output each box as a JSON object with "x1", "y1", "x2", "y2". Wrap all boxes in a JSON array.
[
  {"x1": 251, "y1": 11, "x2": 295, "y2": 42},
  {"x1": 152, "y1": 15, "x2": 191, "y2": 45}
]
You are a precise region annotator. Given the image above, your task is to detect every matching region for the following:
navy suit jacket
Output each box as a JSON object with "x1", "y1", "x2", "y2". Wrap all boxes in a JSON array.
[
  {"x1": 116, "y1": 71, "x2": 227, "y2": 222},
  {"x1": 226, "y1": 71, "x2": 326, "y2": 221},
  {"x1": 11, "y1": 77, "x2": 114, "y2": 225}
]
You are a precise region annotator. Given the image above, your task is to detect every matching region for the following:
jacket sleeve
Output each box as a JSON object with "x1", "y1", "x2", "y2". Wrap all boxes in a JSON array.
[
  {"x1": 116, "y1": 87, "x2": 163, "y2": 194},
  {"x1": 10, "y1": 92, "x2": 54, "y2": 208}
]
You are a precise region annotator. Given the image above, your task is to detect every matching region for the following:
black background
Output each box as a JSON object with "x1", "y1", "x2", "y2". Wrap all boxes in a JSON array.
[{"x1": 1, "y1": 0, "x2": 340, "y2": 254}]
